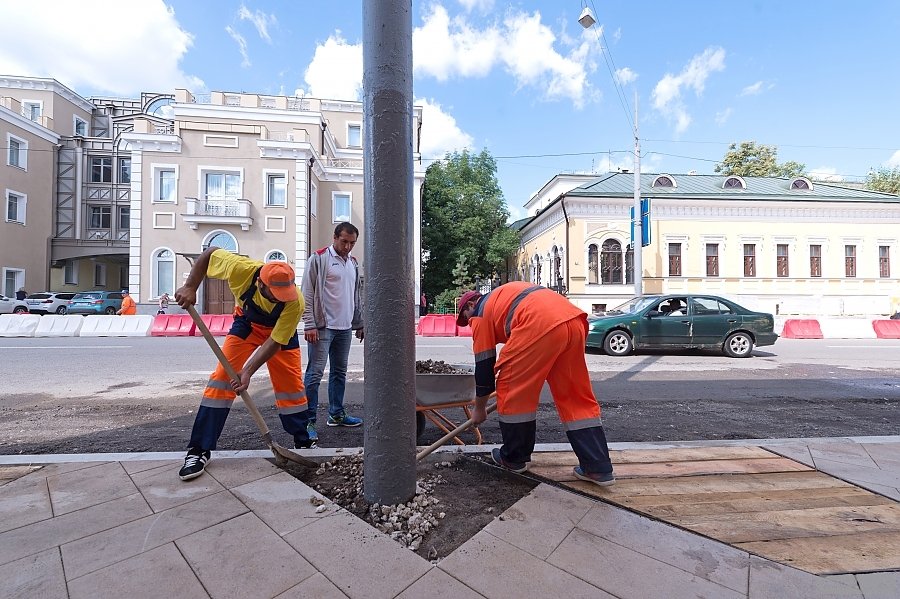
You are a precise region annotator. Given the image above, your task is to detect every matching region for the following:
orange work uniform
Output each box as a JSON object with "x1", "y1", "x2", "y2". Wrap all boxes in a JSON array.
[
  {"x1": 470, "y1": 282, "x2": 613, "y2": 475},
  {"x1": 119, "y1": 294, "x2": 136, "y2": 315},
  {"x1": 187, "y1": 251, "x2": 310, "y2": 450}
]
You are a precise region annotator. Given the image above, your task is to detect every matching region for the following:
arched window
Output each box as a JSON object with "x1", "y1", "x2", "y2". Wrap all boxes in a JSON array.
[
  {"x1": 588, "y1": 244, "x2": 599, "y2": 284},
  {"x1": 652, "y1": 175, "x2": 676, "y2": 188},
  {"x1": 601, "y1": 239, "x2": 623, "y2": 285},
  {"x1": 203, "y1": 230, "x2": 237, "y2": 252},
  {"x1": 552, "y1": 247, "x2": 562, "y2": 289},
  {"x1": 266, "y1": 250, "x2": 287, "y2": 262},
  {"x1": 723, "y1": 176, "x2": 746, "y2": 189},
  {"x1": 790, "y1": 177, "x2": 813, "y2": 190},
  {"x1": 625, "y1": 244, "x2": 634, "y2": 284},
  {"x1": 152, "y1": 248, "x2": 175, "y2": 297}
]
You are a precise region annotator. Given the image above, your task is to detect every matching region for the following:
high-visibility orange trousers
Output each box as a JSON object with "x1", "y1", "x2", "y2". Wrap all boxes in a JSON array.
[
  {"x1": 494, "y1": 315, "x2": 612, "y2": 474},
  {"x1": 187, "y1": 323, "x2": 309, "y2": 450}
]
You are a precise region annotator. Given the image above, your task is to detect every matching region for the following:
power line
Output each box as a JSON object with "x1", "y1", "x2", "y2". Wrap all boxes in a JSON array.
[{"x1": 586, "y1": 0, "x2": 635, "y2": 135}]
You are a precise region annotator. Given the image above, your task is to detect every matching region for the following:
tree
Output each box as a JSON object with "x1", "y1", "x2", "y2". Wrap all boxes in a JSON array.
[
  {"x1": 421, "y1": 149, "x2": 520, "y2": 303},
  {"x1": 714, "y1": 141, "x2": 806, "y2": 178},
  {"x1": 865, "y1": 167, "x2": 900, "y2": 195}
]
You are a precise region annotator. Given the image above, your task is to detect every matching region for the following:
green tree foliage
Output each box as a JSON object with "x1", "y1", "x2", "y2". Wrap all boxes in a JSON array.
[
  {"x1": 714, "y1": 141, "x2": 806, "y2": 177},
  {"x1": 421, "y1": 149, "x2": 520, "y2": 301},
  {"x1": 865, "y1": 167, "x2": 900, "y2": 195}
]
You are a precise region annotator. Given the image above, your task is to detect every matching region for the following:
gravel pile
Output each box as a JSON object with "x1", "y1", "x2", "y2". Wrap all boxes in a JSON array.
[{"x1": 415, "y1": 359, "x2": 470, "y2": 374}]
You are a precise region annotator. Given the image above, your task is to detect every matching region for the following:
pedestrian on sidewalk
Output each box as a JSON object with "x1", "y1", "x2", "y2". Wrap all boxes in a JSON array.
[
  {"x1": 458, "y1": 282, "x2": 615, "y2": 486},
  {"x1": 15, "y1": 287, "x2": 26, "y2": 300},
  {"x1": 117, "y1": 289, "x2": 137, "y2": 315},
  {"x1": 174, "y1": 247, "x2": 311, "y2": 480},
  {"x1": 301, "y1": 221, "x2": 364, "y2": 445},
  {"x1": 157, "y1": 292, "x2": 170, "y2": 315}
]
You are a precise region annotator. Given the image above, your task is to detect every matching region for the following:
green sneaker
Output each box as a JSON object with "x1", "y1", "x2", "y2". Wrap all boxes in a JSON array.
[
  {"x1": 326, "y1": 412, "x2": 362, "y2": 427},
  {"x1": 307, "y1": 421, "x2": 318, "y2": 442}
]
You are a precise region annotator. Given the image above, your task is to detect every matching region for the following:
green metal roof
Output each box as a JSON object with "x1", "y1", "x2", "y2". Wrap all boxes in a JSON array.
[{"x1": 566, "y1": 173, "x2": 900, "y2": 203}]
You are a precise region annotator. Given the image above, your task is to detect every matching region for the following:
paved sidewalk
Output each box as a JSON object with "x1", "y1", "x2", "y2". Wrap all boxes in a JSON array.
[{"x1": 1, "y1": 437, "x2": 898, "y2": 599}]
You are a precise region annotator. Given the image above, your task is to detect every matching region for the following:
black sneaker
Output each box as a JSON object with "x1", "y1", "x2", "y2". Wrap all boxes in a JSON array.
[
  {"x1": 491, "y1": 448, "x2": 529, "y2": 474},
  {"x1": 178, "y1": 448, "x2": 210, "y2": 481},
  {"x1": 295, "y1": 438, "x2": 318, "y2": 449}
]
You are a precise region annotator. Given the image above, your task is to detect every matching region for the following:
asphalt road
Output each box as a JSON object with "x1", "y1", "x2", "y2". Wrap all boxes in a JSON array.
[{"x1": 1, "y1": 336, "x2": 898, "y2": 454}]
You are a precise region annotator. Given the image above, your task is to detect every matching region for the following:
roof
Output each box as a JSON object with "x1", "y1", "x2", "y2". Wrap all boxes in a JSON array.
[{"x1": 566, "y1": 172, "x2": 900, "y2": 203}]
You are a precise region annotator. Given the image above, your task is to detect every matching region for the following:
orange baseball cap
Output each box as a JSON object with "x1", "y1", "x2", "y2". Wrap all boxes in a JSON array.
[{"x1": 259, "y1": 262, "x2": 298, "y2": 303}]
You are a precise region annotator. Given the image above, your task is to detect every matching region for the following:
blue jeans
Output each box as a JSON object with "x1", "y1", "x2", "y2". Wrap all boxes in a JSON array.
[{"x1": 304, "y1": 328, "x2": 352, "y2": 423}]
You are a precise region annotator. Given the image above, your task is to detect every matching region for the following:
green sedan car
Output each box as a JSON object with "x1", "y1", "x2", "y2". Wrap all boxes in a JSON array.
[{"x1": 587, "y1": 294, "x2": 778, "y2": 358}]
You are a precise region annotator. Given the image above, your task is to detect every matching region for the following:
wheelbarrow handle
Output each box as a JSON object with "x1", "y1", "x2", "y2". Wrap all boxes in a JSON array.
[{"x1": 416, "y1": 398, "x2": 497, "y2": 461}]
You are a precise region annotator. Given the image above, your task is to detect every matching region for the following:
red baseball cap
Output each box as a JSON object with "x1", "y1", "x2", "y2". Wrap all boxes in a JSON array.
[
  {"x1": 259, "y1": 262, "x2": 298, "y2": 303},
  {"x1": 456, "y1": 290, "x2": 482, "y2": 327}
]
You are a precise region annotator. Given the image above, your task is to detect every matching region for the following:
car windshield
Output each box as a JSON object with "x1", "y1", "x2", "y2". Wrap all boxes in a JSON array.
[
  {"x1": 74, "y1": 293, "x2": 101, "y2": 300},
  {"x1": 605, "y1": 296, "x2": 659, "y2": 315}
]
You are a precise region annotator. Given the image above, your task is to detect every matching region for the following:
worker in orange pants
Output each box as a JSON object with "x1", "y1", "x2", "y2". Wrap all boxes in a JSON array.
[
  {"x1": 458, "y1": 282, "x2": 614, "y2": 486},
  {"x1": 174, "y1": 247, "x2": 311, "y2": 481}
]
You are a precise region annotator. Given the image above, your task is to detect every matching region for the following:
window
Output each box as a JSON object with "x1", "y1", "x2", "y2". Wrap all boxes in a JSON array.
[
  {"x1": 810, "y1": 244, "x2": 822, "y2": 277},
  {"x1": 157, "y1": 168, "x2": 176, "y2": 202},
  {"x1": 91, "y1": 157, "x2": 112, "y2": 183},
  {"x1": 652, "y1": 175, "x2": 675, "y2": 188},
  {"x1": 23, "y1": 102, "x2": 41, "y2": 121},
  {"x1": 723, "y1": 176, "x2": 745, "y2": 189},
  {"x1": 588, "y1": 244, "x2": 599, "y2": 284},
  {"x1": 204, "y1": 231, "x2": 237, "y2": 252},
  {"x1": 332, "y1": 192, "x2": 351, "y2": 222},
  {"x1": 845, "y1": 245, "x2": 856, "y2": 277},
  {"x1": 118, "y1": 206, "x2": 130, "y2": 231},
  {"x1": 152, "y1": 249, "x2": 175, "y2": 297},
  {"x1": 625, "y1": 244, "x2": 634, "y2": 285},
  {"x1": 93, "y1": 263, "x2": 107, "y2": 287},
  {"x1": 3, "y1": 268, "x2": 25, "y2": 297},
  {"x1": 691, "y1": 297, "x2": 734, "y2": 315},
  {"x1": 790, "y1": 178, "x2": 813, "y2": 190},
  {"x1": 64, "y1": 260, "x2": 78, "y2": 285},
  {"x1": 204, "y1": 173, "x2": 240, "y2": 202},
  {"x1": 266, "y1": 250, "x2": 287, "y2": 262},
  {"x1": 348, "y1": 123, "x2": 361, "y2": 147},
  {"x1": 668, "y1": 243, "x2": 682, "y2": 276},
  {"x1": 5, "y1": 191, "x2": 26, "y2": 224},
  {"x1": 119, "y1": 159, "x2": 131, "y2": 184},
  {"x1": 743, "y1": 244, "x2": 756, "y2": 277},
  {"x1": 879, "y1": 246, "x2": 891, "y2": 278},
  {"x1": 600, "y1": 239, "x2": 623, "y2": 285},
  {"x1": 90, "y1": 206, "x2": 111, "y2": 229},
  {"x1": 7, "y1": 134, "x2": 26, "y2": 169},
  {"x1": 777, "y1": 244, "x2": 789, "y2": 277},
  {"x1": 74, "y1": 117, "x2": 88, "y2": 136},
  {"x1": 706, "y1": 244, "x2": 719, "y2": 277},
  {"x1": 266, "y1": 174, "x2": 286, "y2": 207},
  {"x1": 310, "y1": 182, "x2": 318, "y2": 218}
]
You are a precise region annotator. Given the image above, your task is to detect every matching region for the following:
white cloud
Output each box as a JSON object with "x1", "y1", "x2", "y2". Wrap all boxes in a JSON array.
[
  {"x1": 303, "y1": 32, "x2": 363, "y2": 101},
  {"x1": 458, "y1": 0, "x2": 494, "y2": 12},
  {"x1": 0, "y1": 0, "x2": 202, "y2": 95},
  {"x1": 715, "y1": 107, "x2": 732, "y2": 125},
  {"x1": 652, "y1": 46, "x2": 726, "y2": 134},
  {"x1": 808, "y1": 167, "x2": 843, "y2": 182},
  {"x1": 417, "y1": 97, "x2": 474, "y2": 158},
  {"x1": 226, "y1": 26, "x2": 251, "y2": 68},
  {"x1": 238, "y1": 3, "x2": 276, "y2": 43},
  {"x1": 739, "y1": 80, "x2": 764, "y2": 96},
  {"x1": 885, "y1": 150, "x2": 900, "y2": 168},
  {"x1": 615, "y1": 67, "x2": 637, "y2": 85}
]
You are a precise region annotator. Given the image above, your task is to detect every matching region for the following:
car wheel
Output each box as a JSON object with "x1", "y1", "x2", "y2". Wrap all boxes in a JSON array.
[
  {"x1": 416, "y1": 412, "x2": 426, "y2": 441},
  {"x1": 105, "y1": 307, "x2": 116, "y2": 315},
  {"x1": 724, "y1": 332, "x2": 753, "y2": 358},
  {"x1": 13, "y1": 306, "x2": 28, "y2": 314},
  {"x1": 56, "y1": 305, "x2": 67, "y2": 315},
  {"x1": 603, "y1": 330, "x2": 633, "y2": 356}
]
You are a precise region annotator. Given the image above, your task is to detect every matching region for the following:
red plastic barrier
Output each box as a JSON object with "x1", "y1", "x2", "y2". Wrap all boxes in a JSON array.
[
  {"x1": 150, "y1": 314, "x2": 195, "y2": 337},
  {"x1": 418, "y1": 314, "x2": 458, "y2": 337},
  {"x1": 781, "y1": 319, "x2": 823, "y2": 339},
  {"x1": 873, "y1": 319, "x2": 900, "y2": 339},
  {"x1": 197, "y1": 314, "x2": 234, "y2": 337},
  {"x1": 457, "y1": 325, "x2": 472, "y2": 337}
]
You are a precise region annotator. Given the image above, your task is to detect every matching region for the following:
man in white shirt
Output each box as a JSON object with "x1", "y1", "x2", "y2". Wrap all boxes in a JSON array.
[{"x1": 301, "y1": 222, "x2": 365, "y2": 444}]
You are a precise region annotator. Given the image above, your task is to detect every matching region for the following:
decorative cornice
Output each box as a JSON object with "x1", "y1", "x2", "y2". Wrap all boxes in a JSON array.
[
  {"x1": 0, "y1": 75, "x2": 95, "y2": 113},
  {"x1": 258, "y1": 140, "x2": 314, "y2": 160},
  {"x1": 0, "y1": 105, "x2": 59, "y2": 143},
  {"x1": 173, "y1": 103, "x2": 322, "y2": 126},
  {"x1": 119, "y1": 132, "x2": 181, "y2": 153}
]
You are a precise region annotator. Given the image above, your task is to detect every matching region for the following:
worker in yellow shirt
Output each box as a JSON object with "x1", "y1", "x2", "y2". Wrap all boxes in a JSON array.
[
  {"x1": 174, "y1": 247, "x2": 311, "y2": 480},
  {"x1": 117, "y1": 289, "x2": 137, "y2": 315}
]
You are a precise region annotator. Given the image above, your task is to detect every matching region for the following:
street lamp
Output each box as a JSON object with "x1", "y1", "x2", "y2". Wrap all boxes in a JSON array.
[{"x1": 579, "y1": 6, "x2": 643, "y2": 296}]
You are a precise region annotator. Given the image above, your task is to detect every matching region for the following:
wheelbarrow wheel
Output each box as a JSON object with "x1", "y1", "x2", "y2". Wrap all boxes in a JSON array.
[{"x1": 416, "y1": 412, "x2": 426, "y2": 441}]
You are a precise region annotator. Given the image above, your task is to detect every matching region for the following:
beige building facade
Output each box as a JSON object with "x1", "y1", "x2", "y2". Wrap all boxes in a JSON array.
[{"x1": 517, "y1": 172, "x2": 900, "y2": 317}]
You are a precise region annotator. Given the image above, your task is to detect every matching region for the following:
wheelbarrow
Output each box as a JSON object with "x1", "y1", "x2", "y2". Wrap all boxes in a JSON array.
[{"x1": 415, "y1": 370, "x2": 483, "y2": 446}]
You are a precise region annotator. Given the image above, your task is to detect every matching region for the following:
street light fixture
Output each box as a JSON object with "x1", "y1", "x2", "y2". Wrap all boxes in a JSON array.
[{"x1": 579, "y1": 6, "x2": 643, "y2": 297}]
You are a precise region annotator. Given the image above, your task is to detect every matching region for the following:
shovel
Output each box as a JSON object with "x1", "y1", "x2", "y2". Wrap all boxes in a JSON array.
[
  {"x1": 186, "y1": 304, "x2": 318, "y2": 468},
  {"x1": 416, "y1": 400, "x2": 496, "y2": 461}
]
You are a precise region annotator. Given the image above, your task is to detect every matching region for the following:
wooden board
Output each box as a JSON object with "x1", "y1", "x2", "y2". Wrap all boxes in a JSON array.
[
  {"x1": 737, "y1": 531, "x2": 900, "y2": 575},
  {"x1": 530, "y1": 457, "x2": 811, "y2": 481},
  {"x1": 0, "y1": 465, "x2": 41, "y2": 485},
  {"x1": 528, "y1": 446, "x2": 777, "y2": 467}
]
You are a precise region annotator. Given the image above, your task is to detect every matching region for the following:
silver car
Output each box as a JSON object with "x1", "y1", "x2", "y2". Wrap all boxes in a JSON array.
[
  {"x1": 0, "y1": 295, "x2": 30, "y2": 314},
  {"x1": 25, "y1": 292, "x2": 77, "y2": 314}
]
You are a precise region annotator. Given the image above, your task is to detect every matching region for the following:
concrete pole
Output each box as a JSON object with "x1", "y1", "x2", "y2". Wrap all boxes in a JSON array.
[
  {"x1": 632, "y1": 93, "x2": 642, "y2": 296},
  {"x1": 362, "y1": 0, "x2": 416, "y2": 504}
]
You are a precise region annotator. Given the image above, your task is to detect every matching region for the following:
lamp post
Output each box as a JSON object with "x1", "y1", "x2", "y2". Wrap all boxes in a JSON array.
[{"x1": 579, "y1": 6, "x2": 642, "y2": 296}]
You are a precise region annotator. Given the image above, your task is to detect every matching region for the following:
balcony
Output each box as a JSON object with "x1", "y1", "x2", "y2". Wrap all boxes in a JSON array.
[{"x1": 182, "y1": 197, "x2": 253, "y2": 231}]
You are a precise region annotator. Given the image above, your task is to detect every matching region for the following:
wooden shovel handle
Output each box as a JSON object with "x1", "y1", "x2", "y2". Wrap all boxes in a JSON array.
[{"x1": 416, "y1": 399, "x2": 497, "y2": 461}]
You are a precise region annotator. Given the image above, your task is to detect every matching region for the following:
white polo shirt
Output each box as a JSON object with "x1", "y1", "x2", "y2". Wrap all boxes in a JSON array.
[{"x1": 323, "y1": 245, "x2": 357, "y2": 330}]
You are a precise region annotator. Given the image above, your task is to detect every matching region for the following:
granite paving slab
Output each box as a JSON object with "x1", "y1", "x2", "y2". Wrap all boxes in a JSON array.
[
  {"x1": 120, "y1": 459, "x2": 181, "y2": 475},
  {"x1": 48, "y1": 461, "x2": 138, "y2": 515},
  {"x1": 130, "y1": 461, "x2": 226, "y2": 512},
  {"x1": 230, "y1": 471, "x2": 333, "y2": 536},
  {"x1": 274, "y1": 572, "x2": 350, "y2": 599},
  {"x1": 747, "y1": 555, "x2": 863, "y2": 598},
  {"x1": 205, "y1": 457, "x2": 283, "y2": 489},
  {"x1": 0, "y1": 473, "x2": 52, "y2": 533},
  {"x1": 395, "y1": 568, "x2": 486, "y2": 599},
  {"x1": 855, "y1": 571, "x2": 900, "y2": 599},
  {"x1": 0, "y1": 547, "x2": 67, "y2": 599}
]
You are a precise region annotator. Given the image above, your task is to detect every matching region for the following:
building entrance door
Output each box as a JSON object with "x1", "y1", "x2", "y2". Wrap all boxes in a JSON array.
[{"x1": 203, "y1": 278, "x2": 234, "y2": 315}]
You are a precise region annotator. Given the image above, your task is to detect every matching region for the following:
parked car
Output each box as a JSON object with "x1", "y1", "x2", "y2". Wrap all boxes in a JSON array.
[
  {"x1": 0, "y1": 295, "x2": 30, "y2": 314},
  {"x1": 586, "y1": 294, "x2": 778, "y2": 358},
  {"x1": 67, "y1": 291, "x2": 124, "y2": 315},
  {"x1": 25, "y1": 292, "x2": 77, "y2": 314}
]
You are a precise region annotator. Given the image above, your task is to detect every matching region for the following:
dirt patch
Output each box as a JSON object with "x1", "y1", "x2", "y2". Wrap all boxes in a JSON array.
[{"x1": 279, "y1": 452, "x2": 538, "y2": 561}]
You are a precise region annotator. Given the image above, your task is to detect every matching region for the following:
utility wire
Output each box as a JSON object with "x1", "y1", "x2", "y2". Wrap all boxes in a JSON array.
[{"x1": 586, "y1": 0, "x2": 635, "y2": 135}]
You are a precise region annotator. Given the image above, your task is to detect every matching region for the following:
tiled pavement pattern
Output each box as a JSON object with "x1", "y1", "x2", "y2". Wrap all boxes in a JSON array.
[{"x1": 0, "y1": 438, "x2": 896, "y2": 598}]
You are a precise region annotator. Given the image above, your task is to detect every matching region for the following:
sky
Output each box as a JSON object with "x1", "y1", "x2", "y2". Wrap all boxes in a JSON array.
[{"x1": 2, "y1": 0, "x2": 900, "y2": 220}]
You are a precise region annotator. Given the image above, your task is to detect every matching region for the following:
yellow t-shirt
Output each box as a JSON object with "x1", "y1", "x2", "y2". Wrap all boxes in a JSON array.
[{"x1": 207, "y1": 250, "x2": 303, "y2": 346}]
